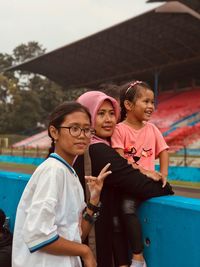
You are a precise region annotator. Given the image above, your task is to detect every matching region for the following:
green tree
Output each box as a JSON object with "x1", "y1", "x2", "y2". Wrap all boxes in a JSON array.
[
  {"x1": 6, "y1": 90, "x2": 43, "y2": 134},
  {"x1": 13, "y1": 41, "x2": 46, "y2": 65},
  {"x1": 64, "y1": 87, "x2": 88, "y2": 101},
  {"x1": 0, "y1": 74, "x2": 20, "y2": 133},
  {"x1": 0, "y1": 74, "x2": 18, "y2": 104},
  {"x1": 30, "y1": 77, "x2": 68, "y2": 124},
  {"x1": 0, "y1": 41, "x2": 88, "y2": 135},
  {"x1": 0, "y1": 53, "x2": 13, "y2": 72},
  {"x1": 0, "y1": 53, "x2": 15, "y2": 80},
  {"x1": 0, "y1": 42, "x2": 46, "y2": 134}
]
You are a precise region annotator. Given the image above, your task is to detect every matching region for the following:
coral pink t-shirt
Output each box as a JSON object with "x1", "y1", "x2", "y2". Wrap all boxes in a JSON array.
[{"x1": 111, "y1": 122, "x2": 168, "y2": 171}]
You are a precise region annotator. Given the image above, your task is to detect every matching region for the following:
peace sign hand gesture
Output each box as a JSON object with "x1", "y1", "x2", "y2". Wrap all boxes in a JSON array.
[{"x1": 85, "y1": 163, "x2": 112, "y2": 204}]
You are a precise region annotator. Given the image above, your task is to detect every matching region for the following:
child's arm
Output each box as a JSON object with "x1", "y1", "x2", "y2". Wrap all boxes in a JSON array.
[
  {"x1": 115, "y1": 148, "x2": 163, "y2": 182},
  {"x1": 137, "y1": 165, "x2": 163, "y2": 181},
  {"x1": 115, "y1": 148, "x2": 136, "y2": 165},
  {"x1": 41, "y1": 237, "x2": 96, "y2": 267},
  {"x1": 115, "y1": 148, "x2": 125, "y2": 158},
  {"x1": 158, "y1": 149, "x2": 169, "y2": 187}
]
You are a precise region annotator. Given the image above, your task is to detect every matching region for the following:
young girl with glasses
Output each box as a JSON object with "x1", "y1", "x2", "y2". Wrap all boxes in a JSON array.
[
  {"x1": 111, "y1": 81, "x2": 169, "y2": 267},
  {"x1": 74, "y1": 91, "x2": 173, "y2": 267},
  {"x1": 12, "y1": 101, "x2": 111, "y2": 267}
]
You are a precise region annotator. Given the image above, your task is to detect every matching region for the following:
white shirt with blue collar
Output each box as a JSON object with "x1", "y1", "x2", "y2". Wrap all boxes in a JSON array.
[{"x1": 12, "y1": 153, "x2": 86, "y2": 267}]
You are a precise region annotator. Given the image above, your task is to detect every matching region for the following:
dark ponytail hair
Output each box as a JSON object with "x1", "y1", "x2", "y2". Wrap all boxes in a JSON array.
[
  {"x1": 119, "y1": 80, "x2": 152, "y2": 121},
  {"x1": 47, "y1": 101, "x2": 91, "y2": 157}
]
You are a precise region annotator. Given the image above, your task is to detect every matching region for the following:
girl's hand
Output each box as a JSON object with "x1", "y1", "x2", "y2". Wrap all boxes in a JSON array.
[
  {"x1": 82, "y1": 246, "x2": 97, "y2": 267},
  {"x1": 147, "y1": 171, "x2": 167, "y2": 188},
  {"x1": 85, "y1": 163, "x2": 112, "y2": 202},
  {"x1": 146, "y1": 170, "x2": 167, "y2": 187},
  {"x1": 161, "y1": 174, "x2": 167, "y2": 188},
  {"x1": 146, "y1": 170, "x2": 162, "y2": 181},
  {"x1": 138, "y1": 167, "x2": 167, "y2": 187}
]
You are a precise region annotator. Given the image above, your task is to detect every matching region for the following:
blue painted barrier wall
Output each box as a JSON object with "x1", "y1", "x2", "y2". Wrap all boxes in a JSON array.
[
  {"x1": 0, "y1": 171, "x2": 200, "y2": 267},
  {"x1": 1, "y1": 155, "x2": 199, "y2": 182},
  {"x1": 0, "y1": 171, "x2": 31, "y2": 231},
  {"x1": 167, "y1": 166, "x2": 200, "y2": 182},
  {"x1": 156, "y1": 165, "x2": 200, "y2": 182},
  {"x1": 139, "y1": 196, "x2": 200, "y2": 267},
  {"x1": 0, "y1": 155, "x2": 44, "y2": 165}
]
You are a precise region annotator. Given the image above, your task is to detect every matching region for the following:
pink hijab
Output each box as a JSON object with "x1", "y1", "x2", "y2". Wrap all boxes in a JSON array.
[{"x1": 77, "y1": 91, "x2": 120, "y2": 145}]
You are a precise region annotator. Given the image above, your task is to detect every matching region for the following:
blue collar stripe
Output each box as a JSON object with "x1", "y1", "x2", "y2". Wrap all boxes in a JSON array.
[{"x1": 49, "y1": 153, "x2": 75, "y2": 175}]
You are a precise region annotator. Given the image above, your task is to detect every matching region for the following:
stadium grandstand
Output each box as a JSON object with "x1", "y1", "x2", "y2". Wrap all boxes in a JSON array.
[
  {"x1": 2, "y1": 3, "x2": 200, "y2": 265},
  {"x1": 12, "y1": 87, "x2": 200, "y2": 154},
  {"x1": 151, "y1": 87, "x2": 200, "y2": 152},
  {"x1": 6, "y1": 0, "x2": 200, "y2": 156},
  {"x1": 12, "y1": 130, "x2": 50, "y2": 149}
]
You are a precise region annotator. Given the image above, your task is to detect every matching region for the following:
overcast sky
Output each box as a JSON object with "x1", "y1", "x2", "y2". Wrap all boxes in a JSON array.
[{"x1": 0, "y1": 0, "x2": 162, "y2": 55}]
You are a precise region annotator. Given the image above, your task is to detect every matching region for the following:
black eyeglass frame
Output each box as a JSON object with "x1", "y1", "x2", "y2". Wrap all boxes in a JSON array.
[{"x1": 58, "y1": 126, "x2": 95, "y2": 138}]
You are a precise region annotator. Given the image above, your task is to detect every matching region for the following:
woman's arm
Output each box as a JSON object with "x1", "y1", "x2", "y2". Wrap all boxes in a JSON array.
[
  {"x1": 89, "y1": 143, "x2": 173, "y2": 199},
  {"x1": 115, "y1": 147, "x2": 164, "y2": 183}
]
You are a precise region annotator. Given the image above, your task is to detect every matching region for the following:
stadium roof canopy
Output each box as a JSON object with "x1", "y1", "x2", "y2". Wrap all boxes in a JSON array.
[
  {"x1": 147, "y1": 0, "x2": 200, "y2": 13},
  {"x1": 6, "y1": 1, "x2": 200, "y2": 90}
]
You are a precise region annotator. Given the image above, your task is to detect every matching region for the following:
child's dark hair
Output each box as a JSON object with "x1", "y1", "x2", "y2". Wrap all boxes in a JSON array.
[
  {"x1": 119, "y1": 80, "x2": 153, "y2": 121},
  {"x1": 47, "y1": 101, "x2": 91, "y2": 156}
]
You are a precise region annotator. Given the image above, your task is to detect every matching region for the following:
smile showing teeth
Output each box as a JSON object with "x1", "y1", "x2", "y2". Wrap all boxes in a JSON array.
[{"x1": 146, "y1": 111, "x2": 152, "y2": 115}]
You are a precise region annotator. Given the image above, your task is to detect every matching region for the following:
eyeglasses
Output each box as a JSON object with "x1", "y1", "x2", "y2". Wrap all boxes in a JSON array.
[{"x1": 58, "y1": 125, "x2": 95, "y2": 138}]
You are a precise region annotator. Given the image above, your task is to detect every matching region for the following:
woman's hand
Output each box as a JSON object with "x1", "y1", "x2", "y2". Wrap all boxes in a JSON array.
[{"x1": 85, "y1": 163, "x2": 112, "y2": 203}]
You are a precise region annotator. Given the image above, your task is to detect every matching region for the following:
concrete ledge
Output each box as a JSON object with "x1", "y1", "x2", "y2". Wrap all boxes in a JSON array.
[
  {"x1": 0, "y1": 171, "x2": 200, "y2": 266},
  {"x1": 139, "y1": 196, "x2": 200, "y2": 267}
]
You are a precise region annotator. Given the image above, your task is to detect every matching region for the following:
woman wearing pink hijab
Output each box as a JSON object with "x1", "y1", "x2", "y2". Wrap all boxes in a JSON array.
[{"x1": 74, "y1": 91, "x2": 173, "y2": 267}]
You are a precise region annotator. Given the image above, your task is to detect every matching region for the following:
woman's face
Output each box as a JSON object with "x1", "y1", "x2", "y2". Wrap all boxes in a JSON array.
[
  {"x1": 49, "y1": 111, "x2": 91, "y2": 164},
  {"x1": 95, "y1": 100, "x2": 117, "y2": 138}
]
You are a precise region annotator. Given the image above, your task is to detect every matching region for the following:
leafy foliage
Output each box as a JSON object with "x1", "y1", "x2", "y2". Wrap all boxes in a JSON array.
[
  {"x1": 0, "y1": 41, "x2": 87, "y2": 135},
  {"x1": 13, "y1": 41, "x2": 46, "y2": 65}
]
